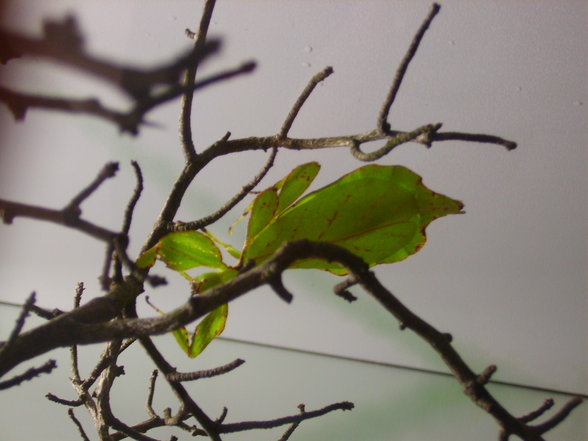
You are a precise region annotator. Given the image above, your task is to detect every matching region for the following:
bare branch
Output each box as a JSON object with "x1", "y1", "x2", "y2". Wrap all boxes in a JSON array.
[
  {"x1": 171, "y1": 144, "x2": 277, "y2": 232},
  {"x1": 0, "y1": 292, "x2": 36, "y2": 357},
  {"x1": 138, "y1": 336, "x2": 221, "y2": 441},
  {"x1": 70, "y1": 283, "x2": 85, "y2": 383},
  {"x1": 68, "y1": 408, "x2": 92, "y2": 441},
  {"x1": 0, "y1": 16, "x2": 219, "y2": 99},
  {"x1": 279, "y1": 66, "x2": 334, "y2": 138},
  {"x1": 0, "y1": 160, "x2": 122, "y2": 244},
  {"x1": 122, "y1": 161, "x2": 144, "y2": 236},
  {"x1": 219, "y1": 401, "x2": 353, "y2": 434},
  {"x1": 432, "y1": 131, "x2": 517, "y2": 150},
  {"x1": 277, "y1": 404, "x2": 305, "y2": 441},
  {"x1": 165, "y1": 359, "x2": 245, "y2": 382},
  {"x1": 530, "y1": 397, "x2": 583, "y2": 436},
  {"x1": 377, "y1": 3, "x2": 441, "y2": 132},
  {"x1": 0, "y1": 359, "x2": 57, "y2": 390},
  {"x1": 46, "y1": 393, "x2": 83, "y2": 407},
  {"x1": 350, "y1": 123, "x2": 442, "y2": 161},
  {"x1": 0, "y1": 59, "x2": 254, "y2": 135},
  {"x1": 519, "y1": 399, "x2": 555, "y2": 424},
  {"x1": 66, "y1": 162, "x2": 119, "y2": 210},
  {"x1": 208, "y1": 126, "x2": 517, "y2": 159},
  {"x1": 146, "y1": 370, "x2": 159, "y2": 419},
  {"x1": 180, "y1": 0, "x2": 219, "y2": 158}
]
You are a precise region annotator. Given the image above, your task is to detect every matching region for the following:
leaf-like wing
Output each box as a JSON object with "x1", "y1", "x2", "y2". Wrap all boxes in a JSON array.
[
  {"x1": 242, "y1": 165, "x2": 463, "y2": 274},
  {"x1": 185, "y1": 303, "x2": 228, "y2": 358},
  {"x1": 246, "y1": 188, "x2": 279, "y2": 241},
  {"x1": 137, "y1": 231, "x2": 226, "y2": 271},
  {"x1": 274, "y1": 161, "x2": 320, "y2": 213}
]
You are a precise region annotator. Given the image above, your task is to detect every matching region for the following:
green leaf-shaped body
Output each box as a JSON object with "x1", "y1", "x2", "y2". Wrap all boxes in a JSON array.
[
  {"x1": 242, "y1": 164, "x2": 463, "y2": 274},
  {"x1": 137, "y1": 231, "x2": 227, "y2": 271}
]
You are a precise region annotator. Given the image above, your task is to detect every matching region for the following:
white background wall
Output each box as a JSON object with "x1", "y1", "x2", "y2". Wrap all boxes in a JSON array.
[{"x1": 0, "y1": 1, "x2": 586, "y2": 440}]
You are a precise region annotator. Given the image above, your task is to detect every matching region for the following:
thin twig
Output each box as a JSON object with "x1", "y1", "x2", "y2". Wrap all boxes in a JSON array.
[
  {"x1": 142, "y1": 61, "x2": 256, "y2": 130},
  {"x1": 531, "y1": 397, "x2": 583, "y2": 435},
  {"x1": 171, "y1": 145, "x2": 277, "y2": 232},
  {"x1": 278, "y1": 404, "x2": 305, "y2": 441},
  {"x1": 146, "y1": 370, "x2": 159, "y2": 418},
  {"x1": 0, "y1": 292, "x2": 36, "y2": 356},
  {"x1": 0, "y1": 17, "x2": 219, "y2": 99},
  {"x1": 432, "y1": 131, "x2": 517, "y2": 150},
  {"x1": 68, "y1": 408, "x2": 91, "y2": 441},
  {"x1": 219, "y1": 401, "x2": 353, "y2": 433},
  {"x1": 519, "y1": 399, "x2": 555, "y2": 423},
  {"x1": 476, "y1": 364, "x2": 497, "y2": 386},
  {"x1": 0, "y1": 57, "x2": 255, "y2": 136},
  {"x1": 279, "y1": 67, "x2": 334, "y2": 138},
  {"x1": 122, "y1": 161, "x2": 144, "y2": 235},
  {"x1": 350, "y1": 123, "x2": 441, "y2": 161},
  {"x1": 333, "y1": 276, "x2": 359, "y2": 302},
  {"x1": 46, "y1": 393, "x2": 84, "y2": 407},
  {"x1": 180, "y1": 0, "x2": 218, "y2": 158},
  {"x1": 0, "y1": 198, "x2": 117, "y2": 242},
  {"x1": 66, "y1": 162, "x2": 119, "y2": 210},
  {"x1": 0, "y1": 299, "x2": 63, "y2": 319},
  {"x1": 377, "y1": 3, "x2": 441, "y2": 132},
  {"x1": 138, "y1": 335, "x2": 222, "y2": 441},
  {"x1": 0, "y1": 359, "x2": 57, "y2": 390},
  {"x1": 166, "y1": 359, "x2": 245, "y2": 382},
  {"x1": 71, "y1": 282, "x2": 85, "y2": 383}
]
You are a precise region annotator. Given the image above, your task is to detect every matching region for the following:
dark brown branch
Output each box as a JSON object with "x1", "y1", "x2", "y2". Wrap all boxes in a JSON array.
[
  {"x1": 0, "y1": 86, "x2": 129, "y2": 123},
  {"x1": 530, "y1": 397, "x2": 583, "y2": 437},
  {"x1": 219, "y1": 401, "x2": 353, "y2": 433},
  {"x1": 165, "y1": 359, "x2": 245, "y2": 382},
  {"x1": 171, "y1": 144, "x2": 277, "y2": 232},
  {"x1": 0, "y1": 60, "x2": 254, "y2": 135},
  {"x1": 0, "y1": 299, "x2": 64, "y2": 320},
  {"x1": 278, "y1": 404, "x2": 305, "y2": 441},
  {"x1": 0, "y1": 161, "x2": 122, "y2": 243},
  {"x1": 0, "y1": 16, "x2": 220, "y2": 99},
  {"x1": 122, "y1": 161, "x2": 144, "y2": 236},
  {"x1": 0, "y1": 198, "x2": 116, "y2": 241},
  {"x1": 0, "y1": 239, "x2": 581, "y2": 439},
  {"x1": 137, "y1": 61, "x2": 256, "y2": 128},
  {"x1": 0, "y1": 359, "x2": 56, "y2": 389},
  {"x1": 70, "y1": 283, "x2": 85, "y2": 383},
  {"x1": 519, "y1": 399, "x2": 555, "y2": 424},
  {"x1": 0, "y1": 292, "x2": 36, "y2": 357},
  {"x1": 0, "y1": 274, "x2": 144, "y2": 377},
  {"x1": 68, "y1": 408, "x2": 92, "y2": 441},
  {"x1": 46, "y1": 393, "x2": 84, "y2": 407},
  {"x1": 67, "y1": 162, "x2": 119, "y2": 209},
  {"x1": 180, "y1": 0, "x2": 218, "y2": 158},
  {"x1": 431, "y1": 131, "x2": 517, "y2": 150},
  {"x1": 377, "y1": 3, "x2": 441, "y2": 132}
]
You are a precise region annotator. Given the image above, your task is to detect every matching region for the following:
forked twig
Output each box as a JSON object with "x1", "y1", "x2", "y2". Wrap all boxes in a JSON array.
[
  {"x1": 171, "y1": 145, "x2": 277, "y2": 232},
  {"x1": 0, "y1": 359, "x2": 57, "y2": 390}
]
